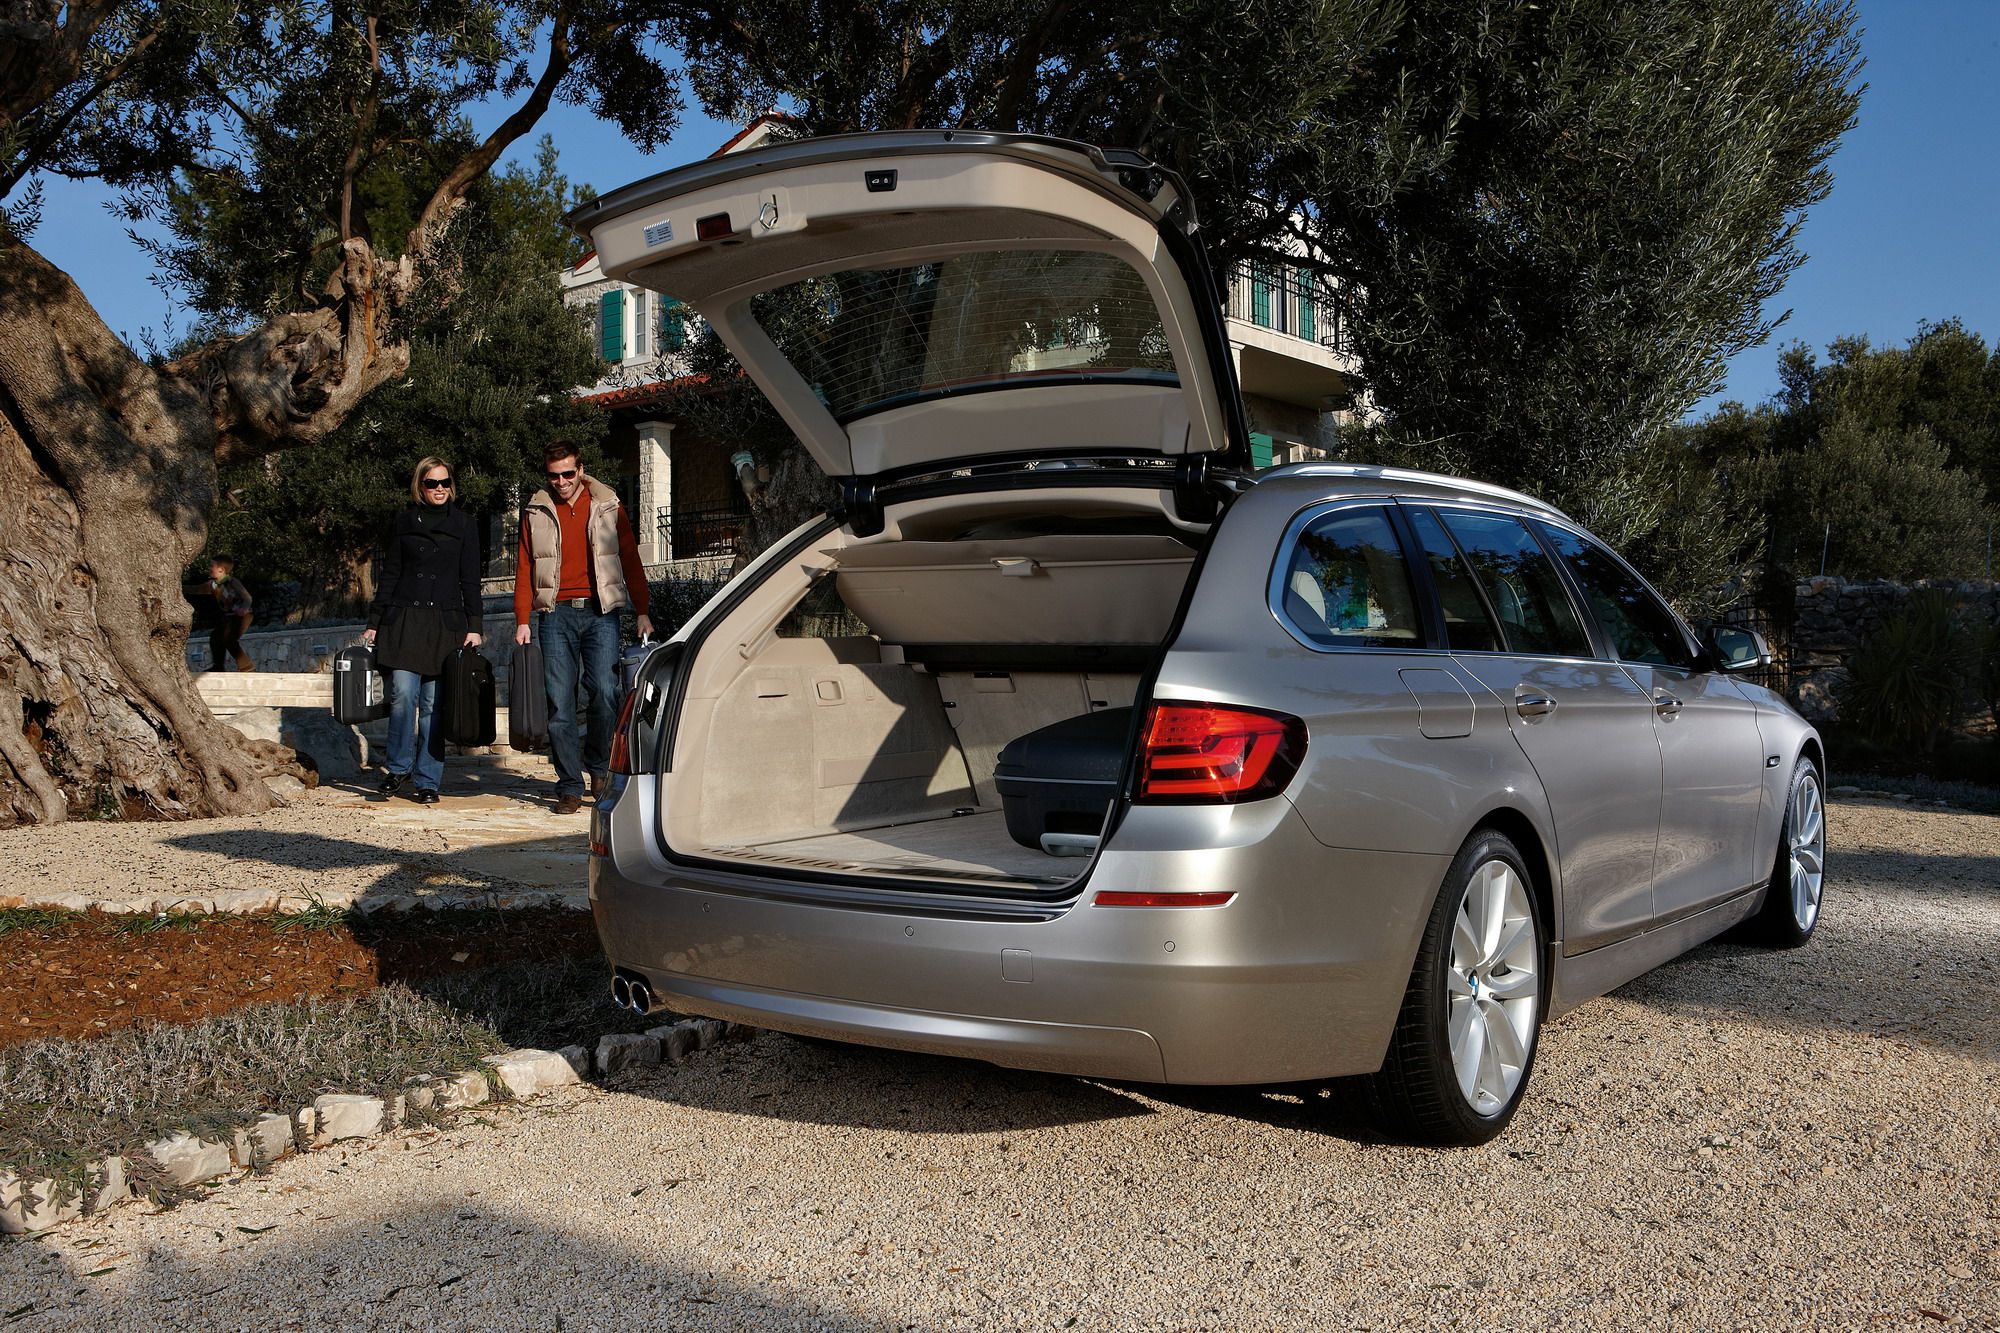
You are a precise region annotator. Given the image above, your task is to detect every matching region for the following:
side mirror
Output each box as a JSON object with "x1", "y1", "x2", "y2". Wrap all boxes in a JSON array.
[{"x1": 1709, "y1": 626, "x2": 1772, "y2": 674}]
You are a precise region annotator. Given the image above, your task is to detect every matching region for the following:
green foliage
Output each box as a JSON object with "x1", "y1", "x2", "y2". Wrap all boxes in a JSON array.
[
  {"x1": 1839, "y1": 592, "x2": 1978, "y2": 754},
  {"x1": 204, "y1": 143, "x2": 606, "y2": 613},
  {"x1": 1565, "y1": 434, "x2": 1762, "y2": 620},
  {"x1": 1684, "y1": 327, "x2": 1995, "y2": 585}
]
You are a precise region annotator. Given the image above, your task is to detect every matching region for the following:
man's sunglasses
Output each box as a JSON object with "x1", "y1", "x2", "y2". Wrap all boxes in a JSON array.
[
  {"x1": 545, "y1": 468, "x2": 578, "y2": 481},
  {"x1": 421, "y1": 477, "x2": 453, "y2": 489}
]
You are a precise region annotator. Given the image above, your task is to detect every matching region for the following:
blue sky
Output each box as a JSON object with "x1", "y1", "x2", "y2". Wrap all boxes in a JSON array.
[{"x1": 29, "y1": 1, "x2": 1999, "y2": 413}]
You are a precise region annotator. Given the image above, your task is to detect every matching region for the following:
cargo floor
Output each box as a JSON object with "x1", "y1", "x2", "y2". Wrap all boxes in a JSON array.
[{"x1": 703, "y1": 810, "x2": 1075, "y2": 887}]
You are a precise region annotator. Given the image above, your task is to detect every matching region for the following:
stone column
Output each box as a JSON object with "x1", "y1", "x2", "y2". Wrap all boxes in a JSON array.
[{"x1": 635, "y1": 420, "x2": 675, "y2": 563}]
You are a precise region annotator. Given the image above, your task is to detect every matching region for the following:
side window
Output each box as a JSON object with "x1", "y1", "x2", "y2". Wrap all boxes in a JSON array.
[
  {"x1": 1406, "y1": 507, "x2": 1504, "y2": 653},
  {"x1": 1276, "y1": 506, "x2": 1424, "y2": 649},
  {"x1": 1435, "y1": 510, "x2": 1591, "y2": 658},
  {"x1": 1537, "y1": 523, "x2": 1696, "y2": 669}
]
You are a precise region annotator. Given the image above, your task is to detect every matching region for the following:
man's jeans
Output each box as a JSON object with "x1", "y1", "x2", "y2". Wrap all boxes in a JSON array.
[
  {"x1": 384, "y1": 669, "x2": 445, "y2": 791},
  {"x1": 539, "y1": 605, "x2": 621, "y2": 796}
]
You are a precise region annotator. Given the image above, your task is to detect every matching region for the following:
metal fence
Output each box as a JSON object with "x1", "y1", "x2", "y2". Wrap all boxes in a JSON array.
[
  {"x1": 1224, "y1": 260, "x2": 1354, "y2": 354},
  {"x1": 655, "y1": 504, "x2": 748, "y2": 562}
]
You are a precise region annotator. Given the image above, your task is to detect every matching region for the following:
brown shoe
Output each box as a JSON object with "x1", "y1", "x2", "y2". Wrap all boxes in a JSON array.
[{"x1": 555, "y1": 794, "x2": 585, "y2": 815}]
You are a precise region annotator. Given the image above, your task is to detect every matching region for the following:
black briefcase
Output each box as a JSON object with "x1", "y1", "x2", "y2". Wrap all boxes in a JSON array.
[
  {"x1": 332, "y1": 644, "x2": 389, "y2": 724},
  {"x1": 439, "y1": 647, "x2": 497, "y2": 747},
  {"x1": 508, "y1": 641, "x2": 550, "y2": 752}
]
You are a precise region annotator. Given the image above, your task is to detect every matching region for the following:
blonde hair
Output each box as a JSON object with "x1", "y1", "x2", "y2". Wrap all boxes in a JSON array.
[{"x1": 410, "y1": 456, "x2": 453, "y2": 504}]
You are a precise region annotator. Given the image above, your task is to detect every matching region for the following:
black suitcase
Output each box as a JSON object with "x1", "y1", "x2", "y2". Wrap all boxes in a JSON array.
[
  {"x1": 438, "y1": 647, "x2": 497, "y2": 747},
  {"x1": 993, "y1": 707, "x2": 1133, "y2": 850},
  {"x1": 332, "y1": 644, "x2": 389, "y2": 724},
  {"x1": 508, "y1": 641, "x2": 550, "y2": 752},
  {"x1": 618, "y1": 639, "x2": 659, "y2": 697}
]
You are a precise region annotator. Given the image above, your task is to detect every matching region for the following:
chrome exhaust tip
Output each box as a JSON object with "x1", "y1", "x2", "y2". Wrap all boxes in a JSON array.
[
  {"x1": 629, "y1": 981, "x2": 653, "y2": 1014},
  {"x1": 610, "y1": 974, "x2": 632, "y2": 1010}
]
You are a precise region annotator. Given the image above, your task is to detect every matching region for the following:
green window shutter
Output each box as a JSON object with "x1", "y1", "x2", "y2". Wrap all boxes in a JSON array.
[
  {"x1": 599, "y1": 289, "x2": 626, "y2": 361},
  {"x1": 1250, "y1": 265, "x2": 1272, "y2": 328},
  {"x1": 1295, "y1": 269, "x2": 1316, "y2": 343},
  {"x1": 1249, "y1": 431, "x2": 1275, "y2": 470},
  {"x1": 661, "y1": 297, "x2": 687, "y2": 352}
]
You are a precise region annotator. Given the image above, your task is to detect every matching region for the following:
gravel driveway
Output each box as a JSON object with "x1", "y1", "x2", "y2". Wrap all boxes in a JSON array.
[{"x1": 4, "y1": 798, "x2": 1996, "y2": 1330}]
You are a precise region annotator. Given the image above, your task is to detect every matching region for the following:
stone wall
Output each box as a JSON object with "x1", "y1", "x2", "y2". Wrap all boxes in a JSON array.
[{"x1": 1785, "y1": 576, "x2": 2000, "y2": 722}]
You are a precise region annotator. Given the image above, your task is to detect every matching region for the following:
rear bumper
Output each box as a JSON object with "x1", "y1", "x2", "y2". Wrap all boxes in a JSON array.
[{"x1": 592, "y1": 785, "x2": 1446, "y2": 1085}]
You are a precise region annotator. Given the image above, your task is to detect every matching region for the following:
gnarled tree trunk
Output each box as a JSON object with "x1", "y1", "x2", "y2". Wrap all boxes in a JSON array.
[{"x1": 0, "y1": 234, "x2": 407, "y2": 825}]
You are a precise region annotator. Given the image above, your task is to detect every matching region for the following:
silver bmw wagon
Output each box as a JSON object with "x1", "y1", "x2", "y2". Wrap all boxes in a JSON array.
[{"x1": 576, "y1": 131, "x2": 1826, "y2": 1143}]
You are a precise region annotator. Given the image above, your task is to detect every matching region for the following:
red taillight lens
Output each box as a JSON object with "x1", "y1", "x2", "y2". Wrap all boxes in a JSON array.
[
  {"x1": 607, "y1": 688, "x2": 642, "y2": 775},
  {"x1": 1136, "y1": 702, "x2": 1306, "y2": 803}
]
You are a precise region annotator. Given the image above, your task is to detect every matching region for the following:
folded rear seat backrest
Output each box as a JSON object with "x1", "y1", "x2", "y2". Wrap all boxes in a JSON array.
[
  {"x1": 829, "y1": 536, "x2": 1194, "y2": 645},
  {"x1": 699, "y1": 659, "x2": 974, "y2": 847}
]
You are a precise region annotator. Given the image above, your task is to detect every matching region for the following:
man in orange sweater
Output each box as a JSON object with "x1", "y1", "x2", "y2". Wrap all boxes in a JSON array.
[{"x1": 514, "y1": 441, "x2": 654, "y2": 814}]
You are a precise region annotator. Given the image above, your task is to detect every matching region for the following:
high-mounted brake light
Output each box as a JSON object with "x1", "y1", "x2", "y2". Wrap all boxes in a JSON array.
[
  {"x1": 695, "y1": 212, "x2": 734, "y2": 241},
  {"x1": 1135, "y1": 702, "x2": 1306, "y2": 803},
  {"x1": 607, "y1": 688, "x2": 642, "y2": 775}
]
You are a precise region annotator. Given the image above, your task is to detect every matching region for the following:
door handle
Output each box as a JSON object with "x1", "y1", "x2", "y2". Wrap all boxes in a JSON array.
[
  {"x1": 1515, "y1": 693, "x2": 1556, "y2": 720},
  {"x1": 1653, "y1": 690, "x2": 1683, "y2": 718}
]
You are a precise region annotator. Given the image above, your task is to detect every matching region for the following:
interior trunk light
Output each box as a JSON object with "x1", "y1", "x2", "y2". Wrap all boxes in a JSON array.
[
  {"x1": 696, "y1": 212, "x2": 734, "y2": 240},
  {"x1": 1093, "y1": 891, "x2": 1235, "y2": 908},
  {"x1": 1136, "y1": 702, "x2": 1306, "y2": 803},
  {"x1": 608, "y1": 689, "x2": 643, "y2": 775}
]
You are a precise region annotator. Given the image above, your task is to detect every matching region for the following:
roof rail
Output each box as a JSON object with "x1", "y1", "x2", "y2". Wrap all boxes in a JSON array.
[{"x1": 1257, "y1": 462, "x2": 1567, "y2": 519}]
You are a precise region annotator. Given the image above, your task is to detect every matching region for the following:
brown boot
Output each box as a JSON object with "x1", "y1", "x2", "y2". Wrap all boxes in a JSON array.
[{"x1": 555, "y1": 793, "x2": 585, "y2": 815}]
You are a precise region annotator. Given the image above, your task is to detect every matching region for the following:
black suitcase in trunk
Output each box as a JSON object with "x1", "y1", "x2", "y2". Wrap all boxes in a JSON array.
[
  {"x1": 993, "y1": 706, "x2": 1134, "y2": 850},
  {"x1": 332, "y1": 644, "x2": 389, "y2": 724},
  {"x1": 439, "y1": 647, "x2": 497, "y2": 747},
  {"x1": 508, "y1": 641, "x2": 550, "y2": 752}
]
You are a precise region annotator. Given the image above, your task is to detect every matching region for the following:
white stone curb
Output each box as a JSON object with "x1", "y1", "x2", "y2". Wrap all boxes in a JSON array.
[{"x1": 0, "y1": 1022, "x2": 745, "y2": 1237}]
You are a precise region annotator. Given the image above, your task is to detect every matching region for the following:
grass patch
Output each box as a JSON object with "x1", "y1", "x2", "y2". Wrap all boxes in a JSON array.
[{"x1": 0, "y1": 909, "x2": 72, "y2": 936}]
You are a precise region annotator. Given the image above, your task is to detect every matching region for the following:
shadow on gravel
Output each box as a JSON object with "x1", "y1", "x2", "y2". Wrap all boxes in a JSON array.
[
  {"x1": 621, "y1": 1032, "x2": 1158, "y2": 1135},
  {"x1": 1830, "y1": 848, "x2": 2000, "y2": 900},
  {"x1": 0, "y1": 1201, "x2": 892, "y2": 1330}
]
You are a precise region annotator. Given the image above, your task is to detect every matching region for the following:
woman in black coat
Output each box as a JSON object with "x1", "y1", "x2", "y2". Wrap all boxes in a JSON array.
[{"x1": 363, "y1": 456, "x2": 483, "y2": 801}]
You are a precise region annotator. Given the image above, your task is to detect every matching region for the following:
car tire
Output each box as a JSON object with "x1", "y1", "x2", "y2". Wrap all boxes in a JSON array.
[
  {"x1": 1742, "y1": 757, "x2": 1825, "y2": 950},
  {"x1": 1355, "y1": 828, "x2": 1546, "y2": 1146}
]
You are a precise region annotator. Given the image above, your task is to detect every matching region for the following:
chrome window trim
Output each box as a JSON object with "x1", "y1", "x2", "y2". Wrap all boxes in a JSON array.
[{"x1": 1417, "y1": 500, "x2": 1602, "y2": 662}]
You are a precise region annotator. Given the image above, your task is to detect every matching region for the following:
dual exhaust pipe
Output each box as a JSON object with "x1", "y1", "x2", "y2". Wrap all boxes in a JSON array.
[{"x1": 610, "y1": 970, "x2": 655, "y2": 1014}]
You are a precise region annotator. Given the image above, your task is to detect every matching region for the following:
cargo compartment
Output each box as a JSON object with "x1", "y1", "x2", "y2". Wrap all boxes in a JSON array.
[{"x1": 657, "y1": 506, "x2": 1203, "y2": 891}]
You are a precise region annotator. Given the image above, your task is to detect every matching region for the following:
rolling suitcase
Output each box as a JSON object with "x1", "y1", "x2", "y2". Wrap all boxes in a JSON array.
[
  {"x1": 508, "y1": 641, "x2": 550, "y2": 752},
  {"x1": 438, "y1": 647, "x2": 497, "y2": 747},
  {"x1": 332, "y1": 644, "x2": 389, "y2": 724},
  {"x1": 618, "y1": 639, "x2": 660, "y2": 697}
]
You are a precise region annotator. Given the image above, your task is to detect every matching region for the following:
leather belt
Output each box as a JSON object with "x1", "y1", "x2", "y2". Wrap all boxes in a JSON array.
[{"x1": 559, "y1": 596, "x2": 599, "y2": 611}]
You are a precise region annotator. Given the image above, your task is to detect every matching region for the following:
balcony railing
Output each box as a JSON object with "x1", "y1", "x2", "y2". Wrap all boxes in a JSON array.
[
  {"x1": 1225, "y1": 261, "x2": 1353, "y2": 354},
  {"x1": 655, "y1": 504, "x2": 748, "y2": 562}
]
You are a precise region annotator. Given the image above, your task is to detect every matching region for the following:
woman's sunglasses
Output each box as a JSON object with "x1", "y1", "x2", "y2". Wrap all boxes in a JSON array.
[{"x1": 421, "y1": 477, "x2": 453, "y2": 489}]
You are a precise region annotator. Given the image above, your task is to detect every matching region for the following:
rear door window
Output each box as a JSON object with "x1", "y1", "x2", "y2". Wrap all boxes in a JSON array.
[
  {"x1": 1434, "y1": 510, "x2": 1591, "y2": 658},
  {"x1": 1536, "y1": 523, "x2": 1697, "y2": 669},
  {"x1": 1405, "y1": 507, "x2": 1504, "y2": 652},
  {"x1": 1274, "y1": 506, "x2": 1423, "y2": 649}
]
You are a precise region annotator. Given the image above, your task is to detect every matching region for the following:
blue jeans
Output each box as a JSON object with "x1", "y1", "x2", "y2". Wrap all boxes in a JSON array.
[
  {"x1": 384, "y1": 669, "x2": 445, "y2": 791},
  {"x1": 539, "y1": 605, "x2": 621, "y2": 796}
]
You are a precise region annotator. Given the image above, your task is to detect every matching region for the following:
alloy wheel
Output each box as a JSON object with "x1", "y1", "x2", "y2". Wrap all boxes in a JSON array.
[
  {"x1": 1789, "y1": 772, "x2": 1826, "y2": 932},
  {"x1": 1446, "y1": 859, "x2": 1540, "y2": 1118}
]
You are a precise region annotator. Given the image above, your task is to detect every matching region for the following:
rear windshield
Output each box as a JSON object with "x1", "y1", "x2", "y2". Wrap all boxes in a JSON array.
[{"x1": 753, "y1": 250, "x2": 1178, "y2": 420}]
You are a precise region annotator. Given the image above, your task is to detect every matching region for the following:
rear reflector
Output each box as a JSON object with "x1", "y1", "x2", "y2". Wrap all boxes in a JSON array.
[
  {"x1": 696, "y1": 211, "x2": 734, "y2": 240},
  {"x1": 1093, "y1": 891, "x2": 1235, "y2": 908},
  {"x1": 1135, "y1": 702, "x2": 1306, "y2": 803}
]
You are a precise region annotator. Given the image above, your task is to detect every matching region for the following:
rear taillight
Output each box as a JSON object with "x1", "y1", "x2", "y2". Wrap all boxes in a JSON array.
[
  {"x1": 1135, "y1": 702, "x2": 1306, "y2": 803},
  {"x1": 608, "y1": 688, "x2": 642, "y2": 775}
]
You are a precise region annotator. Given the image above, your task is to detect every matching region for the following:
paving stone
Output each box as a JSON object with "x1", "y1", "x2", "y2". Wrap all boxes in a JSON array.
[
  {"x1": 484, "y1": 1049, "x2": 582, "y2": 1100},
  {"x1": 0, "y1": 1173, "x2": 82, "y2": 1235},
  {"x1": 404, "y1": 1082, "x2": 438, "y2": 1113},
  {"x1": 229, "y1": 1128, "x2": 254, "y2": 1168},
  {"x1": 596, "y1": 1031, "x2": 661, "y2": 1076},
  {"x1": 312, "y1": 1094, "x2": 386, "y2": 1144},
  {"x1": 295, "y1": 1106, "x2": 318, "y2": 1143},
  {"x1": 146, "y1": 1132, "x2": 234, "y2": 1188},
  {"x1": 90, "y1": 1156, "x2": 131, "y2": 1213},
  {"x1": 436, "y1": 1071, "x2": 491, "y2": 1109},
  {"x1": 692, "y1": 1019, "x2": 727, "y2": 1049},
  {"x1": 557, "y1": 1045, "x2": 591, "y2": 1079},
  {"x1": 248, "y1": 1113, "x2": 296, "y2": 1165},
  {"x1": 650, "y1": 1023, "x2": 699, "y2": 1064}
]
